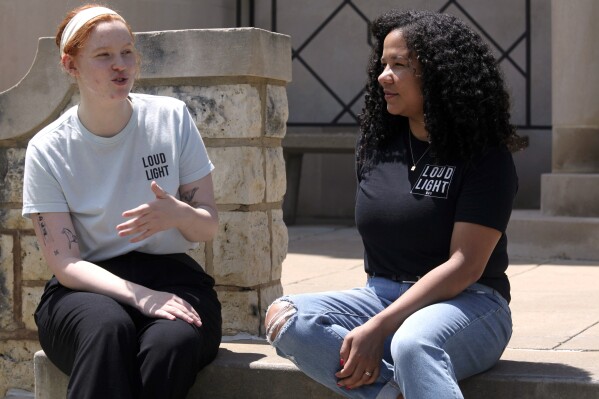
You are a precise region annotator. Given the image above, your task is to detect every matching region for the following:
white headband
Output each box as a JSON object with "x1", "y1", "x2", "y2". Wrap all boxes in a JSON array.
[{"x1": 60, "y1": 6, "x2": 119, "y2": 56}]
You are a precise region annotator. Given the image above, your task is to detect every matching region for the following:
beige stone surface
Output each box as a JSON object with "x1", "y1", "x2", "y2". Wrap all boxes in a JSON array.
[
  {"x1": 509, "y1": 263, "x2": 599, "y2": 350},
  {"x1": 552, "y1": 127, "x2": 599, "y2": 173},
  {"x1": 208, "y1": 147, "x2": 265, "y2": 205},
  {"x1": 507, "y1": 210, "x2": 599, "y2": 260},
  {"x1": 135, "y1": 29, "x2": 291, "y2": 82},
  {"x1": 559, "y1": 322, "x2": 599, "y2": 351},
  {"x1": 265, "y1": 148, "x2": 286, "y2": 203},
  {"x1": 0, "y1": 340, "x2": 39, "y2": 398},
  {"x1": 281, "y1": 226, "x2": 366, "y2": 296},
  {"x1": 212, "y1": 211, "x2": 270, "y2": 287},
  {"x1": 187, "y1": 242, "x2": 207, "y2": 272},
  {"x1": 0, "y1": 148, "x2": 25, "y2": 204},
  {"x1": 270, "y1": 210, "x2": 288, "y2": 281},
  {"x1": 21, "y1": 287, "x2": 43, "y2": 331},
  {"x1": 265, "y1": 85, "x2": 288, "y2": 138},
  {"x1": 61, "y1": 92, "x2": 80, "y2": 112},
  {"x1": 509, "y1": 311, "x2": 599, "y2": 350},
  {"x1": 505, "y1": 263, "x2": 540, "y2": 277},
  {"x1": 0, "y1": 210, "x2": 31, "y2": 230},
  {"x1": 21, "y1": 236, "x2": 51, "y2": 281},
  {"x1": 137, "y1": 85, "x2": 262, "y2": 139},
  {"x1": 0, "y1": 234, "x2": 16, "y2": 331},
  {"x1": 552, "y1": 0, "x2": 599, "y2": 126},
  {"x1": 541, "y1": 173, "x2": 599, "y2": 217},
  {"x1": 218, "y1": 289, "x2": 260, "y2": 336},
  {"x1": 34, "y1": 350, "x2": 68, "y2": 399},
  {"x1": 0, "y1": 38, "x2": 72, "y2": 141}
]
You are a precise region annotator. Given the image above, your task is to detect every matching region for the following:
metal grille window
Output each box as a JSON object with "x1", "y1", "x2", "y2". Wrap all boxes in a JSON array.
[{"x1": 241, "y1": 0, "x2": 551, "y2": 131}]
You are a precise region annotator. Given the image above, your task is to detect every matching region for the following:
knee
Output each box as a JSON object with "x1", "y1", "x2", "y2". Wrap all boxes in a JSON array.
[
  {"x1": 264, "y1": 300, "x2": 296, "y2": 344},
  {"x1": 391, "y1": 330, "x2": 431, "y2": 368},
  {"x1": 146, "y1": 320, "x2": 203, "y2": 354},
  {"x1": 392, "y1": 330, "x2": 452, "y2": 379}
]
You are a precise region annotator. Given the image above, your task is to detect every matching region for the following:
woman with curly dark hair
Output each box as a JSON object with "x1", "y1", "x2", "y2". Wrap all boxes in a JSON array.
[{"x1": 265, "y1": 9, "x2": 523, "y2": 399}]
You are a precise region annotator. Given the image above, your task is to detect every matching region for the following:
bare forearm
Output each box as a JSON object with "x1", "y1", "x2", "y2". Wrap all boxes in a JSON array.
[
  {"x1": 371, "y1": 222, "x2": 500, "y2": 336},
  {"x1": 52, "y1": 256, "x2": 202, "y2": 325},
  {"x1": 176, "y1": 203, "x2": 218, "y2": 242},
  {"x1": 54, "y1": 257, "x2": 150, "y2": 308},
  {"x1": 32, "y1": 212, "x2": 141, "y2": 303},
  {"x1": 371, "y1": 258, "x2": 481, "y2": 336},
  {"x1": 177, "y1": 177, "x2": 218, "y2": 242}
]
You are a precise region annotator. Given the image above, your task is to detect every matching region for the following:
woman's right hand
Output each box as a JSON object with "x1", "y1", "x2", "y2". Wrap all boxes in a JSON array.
[
  {"x1": 135, "y1": 289, "x2": 202, "y2": 326},
  {"x1": 335, "y1": 319, "x2": 386, "y2": 389}
]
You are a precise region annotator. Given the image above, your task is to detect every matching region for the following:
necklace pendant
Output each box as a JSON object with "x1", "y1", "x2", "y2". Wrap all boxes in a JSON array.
[{"x1": 410, "y1": 165, "x2": 416, "y2": 171}]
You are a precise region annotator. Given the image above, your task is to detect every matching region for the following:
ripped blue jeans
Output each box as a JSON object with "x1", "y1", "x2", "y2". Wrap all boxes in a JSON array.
[{"x1": 266, "y1": 277, "x2": 512, "y2": 399}]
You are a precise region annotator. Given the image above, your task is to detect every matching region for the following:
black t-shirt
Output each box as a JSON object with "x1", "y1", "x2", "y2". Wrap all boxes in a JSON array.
[{"x1": 355, "y1": 129, "x2": 518, "y2": 302}]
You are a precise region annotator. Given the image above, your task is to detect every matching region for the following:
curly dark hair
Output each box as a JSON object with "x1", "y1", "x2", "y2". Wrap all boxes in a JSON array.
[{"x1": 358, "y1": 9, "x2": 525, "y2": 172}]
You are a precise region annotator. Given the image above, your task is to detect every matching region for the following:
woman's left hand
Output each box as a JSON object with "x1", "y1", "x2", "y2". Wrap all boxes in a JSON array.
[
  {"x1": 117, "y1": 181, "x2": 182, "y2": 242},
  {"x1": 335, "y1": 320, "x2": 386, "y2": 390}
]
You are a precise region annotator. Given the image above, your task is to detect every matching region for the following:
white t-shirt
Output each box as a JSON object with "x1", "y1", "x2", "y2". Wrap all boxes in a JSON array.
[{"x1": 22, "y1": 93, "x2": 214, "y2": 262}]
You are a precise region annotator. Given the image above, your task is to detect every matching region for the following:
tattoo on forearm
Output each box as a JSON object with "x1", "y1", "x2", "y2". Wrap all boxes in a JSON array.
[
  {"x1": 61, "y1": 228, "x2": 78, "y2": 249},
  {"x1": 36, "y1": 214, "x2": 53, "y2": 246},
  {"x1": 180, "y1": 187, "x2": 200, "y2": 208}
]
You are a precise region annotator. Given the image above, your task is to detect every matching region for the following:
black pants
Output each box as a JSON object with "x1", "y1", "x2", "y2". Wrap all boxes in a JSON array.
[{"x1": 35, "y1": 252, "x2": 222, "y2": 399}]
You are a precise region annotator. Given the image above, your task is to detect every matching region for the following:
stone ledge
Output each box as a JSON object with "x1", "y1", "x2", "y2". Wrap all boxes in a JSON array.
[
  {"x1": 34, "y1": 342, "x2": 599, "y2": 399},
  {"x1": 507, "y1": 209, "x2": 599, "y2": 260},
  {"x1": 541, "y1": 173, "x2": 599, "y2": 217},
  {"x1": 136, "y1": 28, "x2": 291, "y2": 82}
]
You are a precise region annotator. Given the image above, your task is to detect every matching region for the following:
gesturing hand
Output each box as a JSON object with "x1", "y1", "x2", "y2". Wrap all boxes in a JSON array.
[
  {"x1": 136, "y1": 289, "x2": 202, "y2": 327},
  {"x1": 117, "y1": 181, "x2": 183, "y2": 243},
  {"x1": 335, "y1": 321, "x2": 386, "y2": 390}
]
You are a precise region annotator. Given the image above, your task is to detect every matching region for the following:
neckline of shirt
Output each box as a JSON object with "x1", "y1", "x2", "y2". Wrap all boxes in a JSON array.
[{"x1": 76, "y1": 97, "x2": 138, "y2": 145}]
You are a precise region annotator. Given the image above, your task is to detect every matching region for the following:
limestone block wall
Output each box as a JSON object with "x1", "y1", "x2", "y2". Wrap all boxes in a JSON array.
[
  {"x1": 543, "y1": 1, "x2": 599, "y2": 217},
  {"x1": 0, "y1": 28, "x2": 291, "y2": 396}
]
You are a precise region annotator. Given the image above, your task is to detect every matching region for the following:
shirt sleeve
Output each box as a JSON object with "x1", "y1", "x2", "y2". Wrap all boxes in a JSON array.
[
  {"x1": 454, "y1": 146, "x2": 518, "y2": 233},
  {"x1": 22, "y1": 143, "x2": 70, "y2": 218},
  {"x1": 177, "y1": 103, "x2": 215, "y2": 185}
]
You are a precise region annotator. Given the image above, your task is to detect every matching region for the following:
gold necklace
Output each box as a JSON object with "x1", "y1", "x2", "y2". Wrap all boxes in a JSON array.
[{"x1": 408, "y1": 129, "x2": 431, "y2": 171}]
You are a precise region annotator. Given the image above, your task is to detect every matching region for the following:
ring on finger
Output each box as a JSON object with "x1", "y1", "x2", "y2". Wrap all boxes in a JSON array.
[{"x1": 364, "y1": 370, "x2": 373, "y2": 377}]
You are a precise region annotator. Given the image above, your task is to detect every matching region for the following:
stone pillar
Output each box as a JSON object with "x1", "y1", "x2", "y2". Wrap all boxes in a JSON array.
[
  {"x1": 542, "y1": 1, "x2": 599, "y2": 216},
  {"x1": 503, "y1": 1, "x2": 599, "y2": 260},
  {"x1": 0, "y1": 28, "x2": 291, "y2": 396}
]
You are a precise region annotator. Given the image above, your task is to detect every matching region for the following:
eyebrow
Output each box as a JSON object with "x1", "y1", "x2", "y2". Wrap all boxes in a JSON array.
[
  {"x1": 91, "y1": 42, "x2": 134, "y2": 51},
  {"x1": 380, "y1": 54, "x2": 409, "y2": 62}
]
